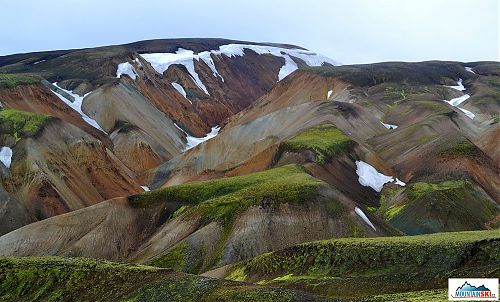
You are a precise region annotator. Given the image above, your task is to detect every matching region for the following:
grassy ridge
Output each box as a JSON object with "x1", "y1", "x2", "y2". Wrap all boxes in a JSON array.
[
  {"x1": 225, "y1": 230, "x2": 500, "y2": 298},
  {"x1": 0, "y1": 109, "x2": 52, "y2": 144},
  {"x1": 0, "y1": 257, "x2": 333, "y2": 302},
  {"x1": 129, "y1": 165, "x2": 327, "y2": 272},
  {"x1": 279, "y1": 124, "x2": 355, "y2": 163},
  {"x1": 129, "y1": 164, "x2": 324, "y2": 225},
  {"x1": 0, "y1": 74, "x2": 41, "y2": 89},
  {"x1": 385, "y1": 180, "x2": 498, "y2": 235}
]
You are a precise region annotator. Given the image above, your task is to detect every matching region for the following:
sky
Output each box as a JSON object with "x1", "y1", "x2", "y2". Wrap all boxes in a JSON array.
[{"x1": 1, "y1": 0, "x2": 498, "y2": 64}]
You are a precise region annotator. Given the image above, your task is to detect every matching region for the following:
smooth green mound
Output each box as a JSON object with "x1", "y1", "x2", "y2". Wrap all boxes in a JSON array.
[
  {"x1": 386, "y1": 180, "x2": 498, "y2": 235},
  {"x1": 131, "y1": 165, "x2": 326, "y2": 272},
  {"x1": 226, "y1": 230, "x2": 500, "y2": 298},
  {"x1": 279, "y1": 124, "x2": 355, "y2": 163},
  {"x1": 0, "y1": 257, "x2": 332, "y2": 302},
  {"x1": 0, "y1": 109, "x2": 52, "y2": 143},
  {"x1": 0, "y1": 74, "x2": 41, "y2": 89},
  {"x1": 129, "y1": 164, "x2": 324, "y2": 225},
  {"x1": 439, "y1": 140, "x2": 481, "y2": 158}
]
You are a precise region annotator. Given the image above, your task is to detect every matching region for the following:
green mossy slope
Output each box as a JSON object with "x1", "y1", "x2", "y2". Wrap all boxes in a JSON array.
[
  {"x1": 130, "y1": 165, "x2": 327, "y2": 272},
  {"x1": 129, "y1": 164, "x2": 324, "y2": 225},
  {"x1": 225, "y1": 230, "x2": 500, "y2": 298},
  {"x1": 279, "y1": 124, "x2": 355, "y2": 163},
  {"x1": 0, "y1": 108, "x2": 52, "y2": 144},
  {"x1": 0, "y1": 74, "x2": 41, "y2": 89},
  {"x1": 384, "y1": 180, "x2": 498, "y2": 235},
  {"x1": 366, "y1": 289, "x2": 448, "y2": 302},
  {"x1": 0, "y1": 257, "x2": 334, "y2": 302}
]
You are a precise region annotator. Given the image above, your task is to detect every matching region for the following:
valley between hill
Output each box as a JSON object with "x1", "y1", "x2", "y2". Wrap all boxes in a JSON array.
[{"x1": 0, "y1": 38, "x2": 498, "y2": 301}]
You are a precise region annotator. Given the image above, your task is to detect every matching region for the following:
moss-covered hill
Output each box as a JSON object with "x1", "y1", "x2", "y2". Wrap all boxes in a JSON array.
[
  {"x1": 0, "y1": 257, "x2": 336, "y2": 302},
  {"x1": 278, "y1": 124, "x2": 355, "y2": 164},
  {"x1": 130, "y1": 164, "x2": 364, "y2": 273},
  {"x1": 376, "y1": 180, "x2": 499, "y2": 234},
  {"x1": 223, "y1": 229, "x2": 500, "y2": 300},
  {"x1": 0, "y1": 108, "x2": 52, "y2": 145},
  {"x1": 129, "y1": 164, "x2": 324, "y2": 225},
  {"x1": 0, "y1": 74, "x2": 41, "y2": 89}
]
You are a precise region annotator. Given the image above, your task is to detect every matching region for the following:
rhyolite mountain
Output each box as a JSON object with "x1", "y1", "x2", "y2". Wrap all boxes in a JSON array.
[
  {"x1": 0, "y1": 38, "x2": 338, "y2": 234},
  {"x1": 0, "y1": 38, "x2": 498, "y2": 302}
]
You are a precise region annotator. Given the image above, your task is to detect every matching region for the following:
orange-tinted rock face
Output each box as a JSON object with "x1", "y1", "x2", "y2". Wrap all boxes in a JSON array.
[
  {"x1": 110, "y1": 126, "x2": 166, "y2": 180},
  {"x1": 28, "y1": 178, "x2": 70, "y2": 220},
  {"x1": 0, "y1": 40, "x2": 498, "y2": 276},
  {"x1": 0, "y1": 40, "x2": 320, "y2": 234},
  {"x1": 0, "y1": 84, "x2": 108, "y2": 143},
  {"x1": 2, "y1": 121, "x2": 143, "y2": 225}
]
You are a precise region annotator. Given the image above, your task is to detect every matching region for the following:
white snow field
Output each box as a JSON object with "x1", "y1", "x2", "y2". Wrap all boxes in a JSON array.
[
  {"x1": 464, "y1": 67, "x2": 476, "y2": 74},
  {"x1": 140, "y1": 44, "x2": 339, "y2": 94},
  {"x1": 51, "y1": 83, "x2": 106, "y2": 133},
  {"x1": 443, "y1": 79, "x2": 475, "y2": 120},
  {"x1": 355, "y1": 207, "x2": 376, "y2": 231},
  {"x1": 141, "y1": 49, "x2": 210, "y2": 94},
  {"x1": 458, "y1": 107, "x2": 476, "y2": 119},
  {"x1": 355, "y1": 160, "x2": 405, "y2": 192},
  {"x1": 171, "y1": 82, "x2": 192, "y2": 104},
  {"x1": 446, "y1": 78, "x2": 466, "y2": 91},
  {"x1": 141, "y1": 186, "x2": 150, "y2": 192},
  {"x1": 116, "y1": 62, "x2": 137, "y2": 80},
  {"x1": 381, "y1": 122, "x2": 398, "y2": 130},
  {"x1": 327, "y1": 90, "x2": 333, "y2": 98},
  {"x1": 174, "y1": 123, "x2": 220, "y2": 150},
  {"x1": 0, "y1": 147, "x2": 13, "y2": 168},
  {"x1": 445, "y1": 94, "x2": 470, "y2": 107}
]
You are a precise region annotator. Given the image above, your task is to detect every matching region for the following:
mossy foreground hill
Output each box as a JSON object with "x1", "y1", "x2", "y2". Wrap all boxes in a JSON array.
[
  {"x1": 1, "y1": 230, "x2": 498, "y2": 302},
  {"x1": 0, "y1": 257, "x2": 336, "y2": 302},
  {"x1": 222, "y1": 229, "x2": 500, "y2": 300}
]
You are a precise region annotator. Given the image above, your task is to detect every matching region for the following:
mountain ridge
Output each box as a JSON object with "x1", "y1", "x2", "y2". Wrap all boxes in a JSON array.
[{"x1": 0, "y1": 37, "x2": 498, "y2": 301}]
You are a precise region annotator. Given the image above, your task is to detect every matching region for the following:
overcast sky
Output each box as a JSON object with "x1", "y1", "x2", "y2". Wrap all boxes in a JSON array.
[{"x1": 1, "y1": 0, "x2": 498, "y2": 64}]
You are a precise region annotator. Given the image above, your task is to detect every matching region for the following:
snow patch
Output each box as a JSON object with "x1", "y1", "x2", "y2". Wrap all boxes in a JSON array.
[
  {"x1": 446, "y1": 79, "x2": 465, "y2": 91},
  {"x1": 355, "y1": 207, "x2": 376, "y2": 231},
  {"x1": 355, "y1": 161, "x2": 393, "y2": 192},
  {"x1": 442, "y1": 80, "x2": 475, "y2": 120},
  {"x1": 133, "y1": 57, "x2": 142, "y2": 67},
  {"x1": 174, "y1": 123, "x2": 220, "y2": 150},
  {"x1": 141, "y1": 186, "x2": 150, "y2": 192},
  {"x1": 445, "y1": 94, "x2": 470, "y2": 107},
  {"x1": 200, "y1": 55, "x2": 224, "y2": 82},
  {"x1": 278, "y1": 55, "x2": 299, "y2": 80},
  {"x1": 116, "y1": 62, "x2": 137, "y2": 80},
  {"x1": 381, "y1": 122, "x2": 398, "y2": 130},
  {"x1": 171, "y1": 82, "x2": 192, "y2": 104},
  {"x1": 141, "y1": 44, "x2": 339, "y2": 92},
  {"x1": 355, "y1": 161, "x2": 405, "y2": 192},
  {"x1": 327, "y1": 90, "x2": 333, "y2": 99},
  {"x1": 464, "y1": 67, "x2": 476, "y2": 74},
  {"x1": 0, "y1": 147, "x2": 13, "y2": 168},
  {"x1": 33, "y1": 60, "x2": 46, "y2": 65},
  {"x1": 394, "y1": 178, "x2": 406, "y2": 186},
  {"x1": 459, "y1": 107, "x2": 476, "y2": 119},
  {"x1": 216, "y1": 44, "x2": 339, "y2": 81},
  {"x1": 141, "y1": 49, "x2": 210, "y2": 94},
  {"x1": 51, "y1": 83, "x2": 106, "y2": 133}
]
